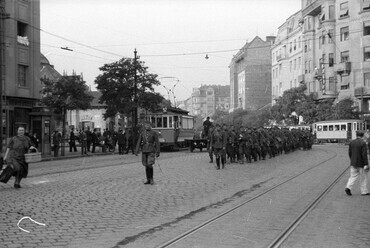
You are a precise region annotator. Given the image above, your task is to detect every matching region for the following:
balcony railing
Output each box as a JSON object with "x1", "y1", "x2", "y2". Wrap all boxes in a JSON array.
[{"x1": 334, "y1": 62, "x2": 351, "y2": 74}]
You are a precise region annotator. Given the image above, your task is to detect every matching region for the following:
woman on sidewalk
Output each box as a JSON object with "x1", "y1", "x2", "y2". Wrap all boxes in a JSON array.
[{"x1": 3, "y1": 126, "x2": 36, "y2": 188}]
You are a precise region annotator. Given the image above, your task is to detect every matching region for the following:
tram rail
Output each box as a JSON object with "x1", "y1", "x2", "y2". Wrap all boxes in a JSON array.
[{"x1": 157, "y1": 149, "x2": 340, "y2": 248}]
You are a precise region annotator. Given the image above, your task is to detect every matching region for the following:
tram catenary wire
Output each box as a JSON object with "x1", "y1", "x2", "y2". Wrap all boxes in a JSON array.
[{"x1": 157, "y1": 148, "x2": 338, "y2": 248}]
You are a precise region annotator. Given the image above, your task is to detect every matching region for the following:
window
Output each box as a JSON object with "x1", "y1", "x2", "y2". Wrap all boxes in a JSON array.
[
  {"x1": 335, "y1": 125, "x2": 340, "y2": 131},
  {"x1": 156, "y1": 117, "x2": 162, "y2": 128},
  {"x1": 339, "y1": 2, "x2": 349, "y2": 18},
  {"x1": 329, "y1": 53, "x2": 334, "y2": 67},
  {"x1": 323, "y1": 125, "x2": 328, "y2": 131},
  {"x1": 364, "y1": 47, "x2": 370, "y2": 61},
  {"x1": 364, "y1": 21, "x2": 370, "y2": 36},
  {"x1": 294, "y1": 39, "x2": 296, "y2": 50},
  {"x1": 328, "y1": 29, "x2": 334, "y2": 43},
  {"x1": 363, "y1": 0, "x2": 370, "y2": 11},
  {"x1": 305, "y1": 61, "x2": 308, "y2": 73},
  {"x1": 169, "y1": 116, "x2": 173, "y2": 128},
  {"x1": 309, "y1": 60, "x2": 312, "y2": 73},
  {"x1": 317, "y1": 125, "x2": 322, "y2": 132},
  {"x1": 329, "y1": 77, "x2": 335, "y2": 91},
  {"x1": 18, "y1": 65, "x2": 27, "y2": 87},
  {"x1": 17, "y1": 22, "x2": 29, "y2": 46},
  {"x1": 163, "y1": 117, "x2": 168, "y2": 128},
  {"x1": 341, "y1": 51, "x2": 349, "y2": 62},
  {"x1": 329, "y1": 5, "x2": 335, "y2": 19},
  {"x1": 329, "y1": 125, "x2": 333, "y2": 131},
  {"x1": 320, "y1": 6, "x2": 325, "y2": 21},
  {"x1": 341, "y1": 124, "x2": 346, "y2": 131},
  {"x1": 290, "y1": 42, "x2": 292, "y2": 53},
  {"x1": 322, "y1": 31, "x2": 326, "y2": 44},
  {"x1": 364, "y1": 72, "x2": 370, "y2": 87},
  {"x1": 298, "y1": 57, "x2": 301, "y2": 69},
  {"x1": 340, "y1": 27, "x2": 349, "y2": 41}
]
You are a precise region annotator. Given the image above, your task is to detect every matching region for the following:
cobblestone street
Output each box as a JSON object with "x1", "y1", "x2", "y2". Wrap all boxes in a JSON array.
[{"x1": 0, "y1": 145, "x2": 367, "y2": 247}]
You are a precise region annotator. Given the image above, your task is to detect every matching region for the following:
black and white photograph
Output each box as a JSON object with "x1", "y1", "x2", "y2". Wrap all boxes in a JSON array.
[{"x1": 1, "y1": 0, "x2": 370, "y2": 247}]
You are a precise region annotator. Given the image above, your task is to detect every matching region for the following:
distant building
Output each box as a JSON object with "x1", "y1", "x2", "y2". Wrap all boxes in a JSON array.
[
  {"x1": 189, "y1": 85, "x2": 230, "y2": 117},
  {"x1": 40, "y1": 53, "x2": 62, "y2": 81},
  {"x1": 271, "y1": 11, "x2": 304, "y2": 103},
  {"x1": 229, "y1": 36, "x2": 275, "y2": 111}
]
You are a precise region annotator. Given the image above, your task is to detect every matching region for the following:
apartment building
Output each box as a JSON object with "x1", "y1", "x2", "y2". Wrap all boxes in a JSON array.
[
  {"x1": 272, "y1": 11, "x2": 304, "y2": 102},
  {"x1": 190, "y1": 85, "x2": 230, "y2": 117},
  {"x1": 301, "y1": 0, "x2": 370, "y2": 115},
  {"x1": 230, "y1": 36, "x2": 275, "y2": 111},
  {"x1": 1, "y1": 0, "x2": 41, "y2": 151}
]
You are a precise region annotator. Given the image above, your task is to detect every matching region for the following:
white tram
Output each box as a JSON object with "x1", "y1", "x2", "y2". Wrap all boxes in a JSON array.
[
  {"x1": 144, "y1": 107, "x2": 195, "y2": 149},
  {"x1": 312, "y1": 119, "x2": 365, "y2": 143}
]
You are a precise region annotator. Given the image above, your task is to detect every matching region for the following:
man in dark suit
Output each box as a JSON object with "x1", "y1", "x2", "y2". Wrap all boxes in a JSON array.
[
  {"x1": 52, "y1": 130, "x2": 62, "y2": 157},
  {"x1": 345, "y1": 130, "x2": 370, "y2": 196},
  {"x1": 69, "y1": 128, "x2": 78, "y2": 152},
  {"x1": 135, "y1": 122, "x2": 160, "y2": 185}
]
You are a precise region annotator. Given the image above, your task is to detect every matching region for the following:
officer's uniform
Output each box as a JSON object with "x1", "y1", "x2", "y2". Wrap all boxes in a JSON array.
[
  {"x1": 210, "y1": 127, "x2": 227, "y2": 169},
  {"x1": 135, "y1": 128, "x2": 160, "y2": 185}
]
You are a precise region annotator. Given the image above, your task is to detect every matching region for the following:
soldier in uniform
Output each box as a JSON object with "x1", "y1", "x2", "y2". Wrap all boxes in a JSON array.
[
  {"x1": 210, "y1": 124, "x2": 227, "y2": 169},
  {"x1": 135, "y1": 122, "x2": 160, "y2": 185},
  {"x1": 226, "y1": 125, "x2": 237, "y2": 163},
  {"x1": 207, "y1": 125, "x2": 214, "y2": 163}
]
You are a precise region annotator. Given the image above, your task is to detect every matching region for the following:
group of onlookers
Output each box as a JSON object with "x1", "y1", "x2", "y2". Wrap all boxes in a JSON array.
[{"x1": 52, "y1": 127, "x2": 135, "y2": 157}]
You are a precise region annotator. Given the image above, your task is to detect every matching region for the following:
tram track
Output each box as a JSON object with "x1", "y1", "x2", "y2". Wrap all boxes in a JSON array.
[{"x1": 155, "y1": 148, "x2": 341, "y2": 248}]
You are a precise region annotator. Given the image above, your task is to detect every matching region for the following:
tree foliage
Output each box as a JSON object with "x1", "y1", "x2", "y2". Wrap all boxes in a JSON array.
[
  {"x1": 40, "y1": 76, "x2": 94, "y2": 114},
  {"x1": 95, "y1": 58, "x2": 164, "y2": 119}
]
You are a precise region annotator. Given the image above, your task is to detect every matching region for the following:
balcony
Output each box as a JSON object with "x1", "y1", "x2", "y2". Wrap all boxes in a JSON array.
[
  {"x1": 298, "y1": 74, "x2": 305, "y2": 83},
  {"x1": 334, "y1": 62, "x2": 351, "y2": 74},
  {"x1": 302, "y1": 0, "x2": 321, "y2": 17},
  {"x1": 354, "y1": 87, "x2": 370, "y2": 97},
  {"x1": 276, "y1": 53, "x2": 286, "y2": 62}
]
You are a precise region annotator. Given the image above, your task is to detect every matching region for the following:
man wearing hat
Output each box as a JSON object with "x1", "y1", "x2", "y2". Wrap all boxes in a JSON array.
[
  {"x1": 345, "y1": 130, "x2": 370, "y2": 196},
  {"x1": 135, "y1": 122, "x2": 160, "y2": 185}
]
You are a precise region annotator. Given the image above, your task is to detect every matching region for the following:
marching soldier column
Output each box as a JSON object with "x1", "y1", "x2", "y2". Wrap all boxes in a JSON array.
[{"x1": 205, "y1": 120, "x2": 313, "y2": 169}]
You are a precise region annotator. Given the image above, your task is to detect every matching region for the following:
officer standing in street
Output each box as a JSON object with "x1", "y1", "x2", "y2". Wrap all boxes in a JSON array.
[
  {"x1": 207, "y1": 125, "x2": 214, "y2": 163},
  {"x1": 135, "y1": 122, "x2": 160, "y2": 185}
]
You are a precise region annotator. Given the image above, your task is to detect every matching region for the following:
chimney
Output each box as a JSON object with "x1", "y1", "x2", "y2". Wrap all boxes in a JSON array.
[{"x1": 266, "y1": 36, "x2": 276, "y2": 44}]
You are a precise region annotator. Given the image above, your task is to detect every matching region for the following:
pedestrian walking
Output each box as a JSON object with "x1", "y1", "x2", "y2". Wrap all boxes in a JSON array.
[
  {"x1": 69, "y1": 128, "x2": 78, "y2": 152},
  {"x1": 86, "y1": 127, "x2": 92, "y2": 152},
  {"x1": 203, "y1": 117, "x2": 212, "y2": 138},
  {"x1": 91, "y1": 129, "x2": 99, "y2": 153},
  {"x1": 135, "y1": 122, "x2": 160, "y2": 185},
  {"x1": 117, "y1": 129, "x2": 126, "y2": 155},
  {"x1": 2, "y1": 126, "x2": 36, "y2": 188},
  {"x1": 52, "y1": 129, "x2": 62, "y2": 157},
  {"x1": 345, "y1": 130, "x2": 370, "y2": 196},
  {"x1": 125, "y1": 129, "x2": 135, "y2": 154},
  {"x1": 80, "y1": 129, "x2": 87, "y2": 155}
]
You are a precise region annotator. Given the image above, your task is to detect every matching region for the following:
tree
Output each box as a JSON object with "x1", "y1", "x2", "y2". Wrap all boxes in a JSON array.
[
  {"x1": 334, "y1": 98, "x2": 359, "y2": 120},
  {"x1": 271, "y1": 85, "x2": 307, "y2": 124},
  {"x1": 95, "y1": 58, "x2": 164, "y2": 126},
  {"x1": 40, "y1": 76, "x2": 94, "y2": 155}
]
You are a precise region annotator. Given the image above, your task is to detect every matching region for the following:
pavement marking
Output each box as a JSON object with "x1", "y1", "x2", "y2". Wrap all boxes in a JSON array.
[
  {"x1": 31, "y1": 179, "x2": 51, "y2": 185},
  {"x1": 17, "y1": 217, "x2": 46, "y2": 233}
]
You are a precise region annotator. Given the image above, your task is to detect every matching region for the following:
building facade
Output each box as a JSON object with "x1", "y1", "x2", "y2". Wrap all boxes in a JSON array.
[
  {"x1": 301, "y1": 0, "x2": 370, "y2": 115},
  {"x1": 1, "y1": 0, "x2": 41, "y2": 151},
  {"x1": 229, "y1": 36, "x2": 275, "y2": 111},
  {"x1": 189, "y1": 85, "x2": 230, "y2": 117},
  {"x1": 272, "y1": 11, "x2": 304, "y2": 102}
]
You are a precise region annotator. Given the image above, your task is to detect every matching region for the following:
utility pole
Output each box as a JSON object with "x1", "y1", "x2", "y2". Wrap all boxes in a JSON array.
[{"x1": 133, "y1": 48, "x2": 139, "y2": 143}]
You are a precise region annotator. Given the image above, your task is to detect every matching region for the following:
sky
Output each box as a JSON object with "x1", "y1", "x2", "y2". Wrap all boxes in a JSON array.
[{"x1": 40, "y1": 0, "x2": 301, "y2": 102}]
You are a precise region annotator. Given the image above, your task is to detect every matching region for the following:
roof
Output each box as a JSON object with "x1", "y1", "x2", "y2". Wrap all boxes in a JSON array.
[
  {"x1": 313, "y1": 119, "x2": 362, "y2": 124},
  {"x1": 152, "y1": 106, "x2": 189, "y2": 115}
]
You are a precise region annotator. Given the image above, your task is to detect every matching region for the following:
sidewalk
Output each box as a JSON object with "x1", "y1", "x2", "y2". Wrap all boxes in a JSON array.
[{"x1": 41, "y1": 146, "x2": 126, "y2": 162}]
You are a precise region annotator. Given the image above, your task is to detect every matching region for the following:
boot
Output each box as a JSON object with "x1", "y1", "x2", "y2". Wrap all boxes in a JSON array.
[
  {"x1": 150, "y1": 179, "x2": 154, "y2": 185},
  {"x1": 216, "y1": 158, "x2": 220, "y2": 170}
]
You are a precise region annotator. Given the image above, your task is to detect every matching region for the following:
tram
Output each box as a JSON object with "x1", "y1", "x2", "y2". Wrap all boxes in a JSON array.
[
  {"x1": 144, "y1": 107, "x2": 195, "y2": 149},
  {"x1": 312, "y1": 119, "x2": 365, "y2": 143}
]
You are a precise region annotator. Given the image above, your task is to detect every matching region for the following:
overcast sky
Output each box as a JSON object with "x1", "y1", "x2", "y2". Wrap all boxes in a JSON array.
[{"x1": 40, "y1": 0, "x2": 301, "y2": 102}]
